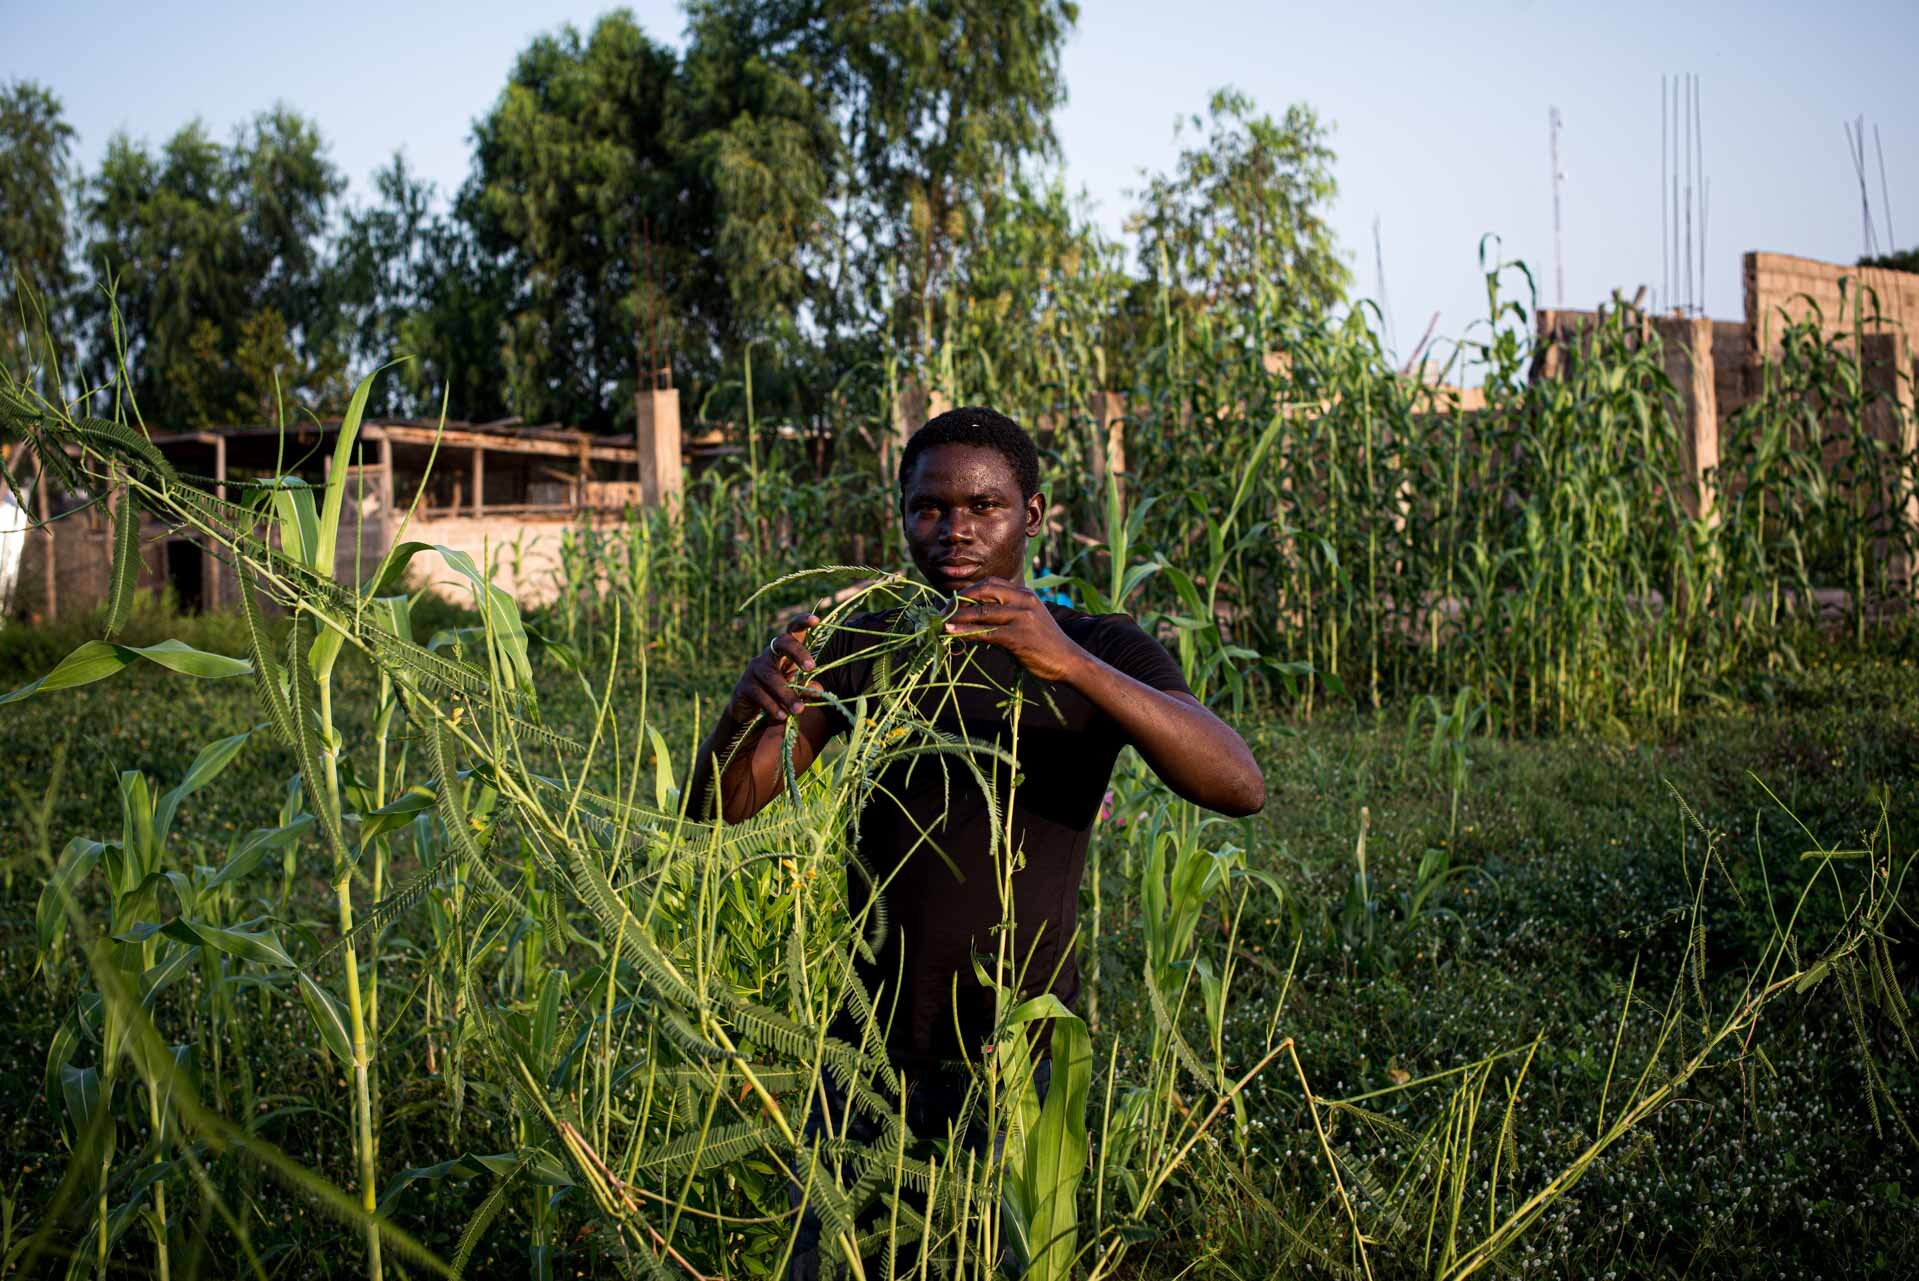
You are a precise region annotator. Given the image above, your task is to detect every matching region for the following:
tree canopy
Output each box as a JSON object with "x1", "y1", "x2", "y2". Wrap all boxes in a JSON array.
[
  {"x1": 78, "y1": 109, "x2": 346, "y2": 427},
  {"x1": 5, "y1": 7, "x2": 1352, "y2": 436},
  {"x1": 0, "y1": 80, "x2": 77, "y2": 376},
  {"x1": 1131, "y1": 90, "x2": 1348, "y2": 331}
]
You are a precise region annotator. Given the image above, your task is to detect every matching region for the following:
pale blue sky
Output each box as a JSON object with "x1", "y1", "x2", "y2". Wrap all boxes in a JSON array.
[{"x1": 7, "y1": 0, "x2": 1916, "y2": 362}]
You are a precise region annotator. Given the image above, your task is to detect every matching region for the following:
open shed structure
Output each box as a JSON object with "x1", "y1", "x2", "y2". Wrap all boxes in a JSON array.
[{"x1": 10, "y1": 417, "x2": 661, "y2": 621}]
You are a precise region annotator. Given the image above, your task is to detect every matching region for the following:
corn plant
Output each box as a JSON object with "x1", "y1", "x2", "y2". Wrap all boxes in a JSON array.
[
  {"x1": 1408, "y1": 685, "x2": 1491, "y2": 842},
  {"x1": 37, "y1": 726, "x2": 295, "y2": 1279},
  {"x1": 0, "y1": 351, "x2": 1280, "y2": 1279}
]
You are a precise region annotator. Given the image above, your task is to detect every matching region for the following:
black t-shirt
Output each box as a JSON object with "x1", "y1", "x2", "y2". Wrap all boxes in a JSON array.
[{"x1": 811, "y1": 602, "x2": 1191, "y2": 1067}]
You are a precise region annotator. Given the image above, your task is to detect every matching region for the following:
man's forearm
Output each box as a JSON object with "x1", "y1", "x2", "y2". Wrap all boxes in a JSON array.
[
  {"x1": 687, "y1": 708, "x2": 761, "y2": 822},
  {"x1": 688, "y1": 702, "x2": 831, "y2": 823},
  {"x1": 1059, "y1": 651, "x2": 1265, "y2": 816}
]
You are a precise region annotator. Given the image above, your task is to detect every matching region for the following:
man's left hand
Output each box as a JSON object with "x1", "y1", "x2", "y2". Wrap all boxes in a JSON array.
[{"x1": 943, "y1": 576, "x2": 1083, "y2": 683}]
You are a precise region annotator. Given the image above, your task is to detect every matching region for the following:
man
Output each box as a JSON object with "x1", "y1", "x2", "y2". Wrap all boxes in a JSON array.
[{"x1": 688, "y1": 406, "x2": 1263, "y2": 1271}]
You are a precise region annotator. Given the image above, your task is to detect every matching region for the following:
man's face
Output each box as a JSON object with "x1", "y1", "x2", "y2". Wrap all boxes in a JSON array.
[{"x1": 900, "y1": 443, "x2": 1044, "y2": 595}]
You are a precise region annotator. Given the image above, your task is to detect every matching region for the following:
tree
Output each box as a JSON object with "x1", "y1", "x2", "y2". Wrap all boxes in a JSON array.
[
  {"x1": 78, "y1": 108, "x2": 347, "y2": 426},
  {"x1": 1860, "y1": 248, "x2": 1919, "y2": 274},
  {"x1": 672, "y1": 3, "x2": 838, "y2": 352},
  {"x1": 839, "y1": 0, "x2": 1080, "y2": 363},
  {"x1": 947, "y1": 177, "x2": 1124, "y2": 415},
  {"x1": 680, "y1": 0, "x2": 1079, "y2": 373},
  {"x1": 464, "y1": 11, "x2": 684, "y2": 432},
  {"x1": 332, "y1": 153, "x2": 511, "y2": 421},
  {"x1": 392, "y1": 4, "x2": 1077, "y2": 433},
  {"x1": 1130, "y1": 89, "x2": 1348, "y2": 332},
  {"x1": 0, "y1": 80, "x2": 77, "y2": 375}
]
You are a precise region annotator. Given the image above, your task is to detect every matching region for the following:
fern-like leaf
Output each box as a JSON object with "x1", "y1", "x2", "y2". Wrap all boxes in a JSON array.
[{"x1": 103, "y1": 480, "x2": 137, "y2": 638}]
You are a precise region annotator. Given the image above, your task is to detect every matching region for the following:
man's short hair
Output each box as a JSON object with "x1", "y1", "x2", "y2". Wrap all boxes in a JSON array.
[{"x1": 897, "y1": 406, "x2": 1040, "y2": 500}]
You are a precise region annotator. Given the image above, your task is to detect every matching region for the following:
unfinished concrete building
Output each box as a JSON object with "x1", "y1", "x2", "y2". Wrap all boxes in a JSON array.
[
  {"x1": 1533, "y1": 252, "x2": 1917, "y2": 590},
  {"x1": 7, "y1": 416, "x2": 671, "y2": 621}
]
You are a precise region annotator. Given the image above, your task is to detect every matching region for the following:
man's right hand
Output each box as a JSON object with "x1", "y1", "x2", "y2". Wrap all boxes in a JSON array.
[{"x1": 727, "y1": 612, "x2": 819, "y2": 724}]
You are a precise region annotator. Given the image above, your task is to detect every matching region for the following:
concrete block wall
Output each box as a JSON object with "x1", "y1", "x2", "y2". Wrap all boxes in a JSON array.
[
  {"x1": 14, "y1": 513, "x2": 108, "y2": 620},
  {"x1": 1534, "y1": 255, "x2": 1917, "y2": 597},
  {"x1": 634, "y1": 386, "x2": 683, "y2": 508},
  {"x1": 1711, "y1": 320, "x2": 1758, "y2": 418},
  {"x1": 11, "y1": 505, "x2": 629, "y2": 621},
  {"x1": 1861, "y1": 333, "x2": 1918, "y2": 591},
  {"x1": 1744, "y1": 252, "x2": 1919, "y2": 357},
  {"x1": 1530, "y1": 308, "x2": 1721, "y2": 518},
  {"x1": 1652, "y1": 315, "x2": 1719, "y2": 519}
]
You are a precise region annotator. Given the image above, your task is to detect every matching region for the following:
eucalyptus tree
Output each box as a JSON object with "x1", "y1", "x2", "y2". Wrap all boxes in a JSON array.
[
  {"x1": 332, "y1": 154, "x2": 512, "y2": 421},
  {"x1": 945, "y1": 177, "x2": 1126, "y2": 417},
  {"x1": 681, "y1": 0, "x2": 1079, "y2": 372},
  {"x1": 463, "y1": 11, "x2": 687, "y2": 432},
  {"x1": 77, "y1": 108, "x2": 346, "y2": 426},
  {"x1": 671, "y1": 2, "x2": 838, "y2": 357},
  {"x1": 0, "y1": 79, "x2": 76, "y2": 375},
  {"x1": 1130, "y1": 89, "x2": 1349, "y2": 335}
]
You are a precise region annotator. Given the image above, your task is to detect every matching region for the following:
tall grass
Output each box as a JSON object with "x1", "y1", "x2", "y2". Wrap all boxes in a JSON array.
[
  {"x1": 595, "y1": 244, "x2": 1917, "y2": 737},
  {"x1": 2, "y1": 270, "x2": 1914, "y2": 1278}
]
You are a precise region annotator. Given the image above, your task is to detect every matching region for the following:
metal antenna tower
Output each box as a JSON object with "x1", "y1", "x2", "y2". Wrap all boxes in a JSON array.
[
  {"x1": 1660, "y1": 75, "x2": 1668, "y2": 312},
  {"x1": 1846, "y1": 118, "x2": 1878, "y2": 259},
  {"x1": 1683, "y1": 75, "x2": 1694, "y2": 315},
  {"x1": 1671, "y1": 76, "x2": 1681, "y2": 313},
  {"x1": 1695, "y1": 74, "x2": 1707, "y2": 316},
  {"x1": 1550, "y1": 107, "x2": 1566, "y2": 308}
]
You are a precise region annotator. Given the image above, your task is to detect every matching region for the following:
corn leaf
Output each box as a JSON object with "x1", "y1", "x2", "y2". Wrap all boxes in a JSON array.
[
  {"x1": 316, "y1": 367, "x2": 381, "y2": 572},
  {"x1": 1001, "y1": 994, "x2": 1094, "y2": 1281},
  {"x1": 154, "y1": 727, "x2": 256, "y2": 849},
  {"x1": 298, "y1": 972, "x2": 355, "y2": 1066},
  {"x1": 0, "y1": 639, "x2": 251, "y2": 706}
]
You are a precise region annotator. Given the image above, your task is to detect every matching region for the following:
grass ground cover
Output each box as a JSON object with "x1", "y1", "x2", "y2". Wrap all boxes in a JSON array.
[{"x1": 1, "y1": 612, "x2": 1911, "y2": 1278}]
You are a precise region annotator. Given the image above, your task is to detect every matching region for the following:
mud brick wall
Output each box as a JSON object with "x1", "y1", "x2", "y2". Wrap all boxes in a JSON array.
[{"x1": 395, "y1": 511, "x2": 633, "y2": 608}]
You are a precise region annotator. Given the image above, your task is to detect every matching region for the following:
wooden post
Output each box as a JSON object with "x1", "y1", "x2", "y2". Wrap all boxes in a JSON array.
[
  {"x1": 471, "y1": 445, "x2": 485, "y2": 515},
  {"x1": 634, "y1": 386, "x2": 683, "y2": 508},
  {"x1": 376, "y1": 432, "x2": 394, "y2": 512},
  {"x1": 1653, "y1": 315, "x2": 1719, "y2": 522}
]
